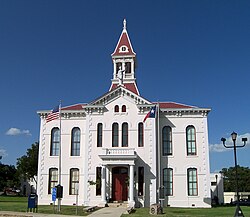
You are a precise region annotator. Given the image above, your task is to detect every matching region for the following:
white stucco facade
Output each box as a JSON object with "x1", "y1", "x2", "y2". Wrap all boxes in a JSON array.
[{"x1": 37, "y1": 20, "x2": 211, "y2": 208}]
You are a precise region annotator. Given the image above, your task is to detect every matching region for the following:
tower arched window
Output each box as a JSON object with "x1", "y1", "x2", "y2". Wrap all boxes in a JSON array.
[
  {"x1": 122, "y1": 105, "x2": 126, "y2": 112},
  {"x1": 162, "y1": 126, "x2": 172, "y2": 156},
  {"x1": 186, "y1": 125, "x2": 196, "y2": 155},
  {"x1": 138, "y1": 122, "x2": 144, "y2": 147},
  {"x1": 112, "y1": 123, "x2": 119, "y2": 147},
  {"x1": 116, "y1": 62, "x2": 122, "y2": 75},
  {"x1": 114, "y1": 105, "x2": 119, "y2": 113},
  {"x1": 97, "y1": 123, "x2": 103, "y2": 147},
  {"x1": 122, "y1": 122, "x2": 128, "y2": 147},
  {"x1": 71, "y1": 127, "x2": 80, "y2": 156},
  {"x1": 50, "y1": 127, "x2": 60, "y2": 156}
]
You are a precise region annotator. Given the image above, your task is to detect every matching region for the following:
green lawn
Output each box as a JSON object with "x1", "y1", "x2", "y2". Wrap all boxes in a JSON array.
[
  {"x1": 1, "y1": 196, "x2": 250, "y2": 217},
  {"x1": 0, "y1": 196, "x2": 88, "y2": 216},
  {"x1": 122, "y1": 206, "x2": 250, "y2": 217}
]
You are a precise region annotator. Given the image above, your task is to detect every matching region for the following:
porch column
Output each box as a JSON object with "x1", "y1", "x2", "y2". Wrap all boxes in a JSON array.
[
  {"x1": 129, "y1": 164, "x2": 135, "y2": 205},
  {"x1": 101, "y1": 165, "x2": 106, "y2": 204}
]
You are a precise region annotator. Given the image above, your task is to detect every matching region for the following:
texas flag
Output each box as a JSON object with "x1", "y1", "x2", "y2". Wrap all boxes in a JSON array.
[{"x1": 143, "y1": 105, "x2": 157, "y2": 122}]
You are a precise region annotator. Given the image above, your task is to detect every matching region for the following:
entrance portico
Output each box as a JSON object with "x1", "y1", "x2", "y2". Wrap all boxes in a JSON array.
[{"x1": 99, "y1": 148, "x2": 137, "y2": 207}]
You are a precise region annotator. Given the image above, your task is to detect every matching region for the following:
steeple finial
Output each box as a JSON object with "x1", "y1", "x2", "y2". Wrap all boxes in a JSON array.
[{"x1": 123, "y1": 19, "x2": 126, "y2": 30}]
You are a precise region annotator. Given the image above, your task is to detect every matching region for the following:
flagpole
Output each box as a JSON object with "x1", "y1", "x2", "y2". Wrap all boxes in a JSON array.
[
  {"x1": 157, "y1": 102, "x2": 161, "y2": 203},
  {"x1": 58, "y1": 101, "x2": 62, "y2": 212}
]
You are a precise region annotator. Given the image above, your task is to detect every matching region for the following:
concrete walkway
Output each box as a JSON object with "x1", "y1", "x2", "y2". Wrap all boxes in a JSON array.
[{"x1": 88, "y1": 206, "x2": 127, "y2": 217}]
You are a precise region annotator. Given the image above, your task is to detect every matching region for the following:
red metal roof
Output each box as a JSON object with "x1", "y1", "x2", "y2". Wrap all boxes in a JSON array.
[
  {"x1": 110, "y1": 83, "x2": 139, "y2": 95},
  {"x1": 61, "y1": 104, "x2": 85, "y2": 110},
  {"x1": 155, "y1": 102, "x2": 196, "y2": 109}
]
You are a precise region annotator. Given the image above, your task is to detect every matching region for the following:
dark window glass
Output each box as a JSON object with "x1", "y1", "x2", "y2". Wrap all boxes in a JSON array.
[
  {"x1": 114, "y1": 105, "x2": 119, "y2": 113},
  {"x1": 48, "y1": 168, "x2": 58, "y2": 194},
  {"x1": 162, "y1": 126, "x2": 172, "y2": 155},
  {"x1": 125, "y1": 62, "x2": 131, "y2": 74},
  {"x1": 96, "y1": 167, "x2": 101, "y2": 195},
  {"x1": 163, "y1": 168, "x2": 173, "y2": 196},
  {"x1": 122, "y1": 123, "x2": 128, "y2": 147},
  {"x1": 122, "y1": 105, "x2": 126, "y2": 112},
  {"x1": 186, "y1": 126, "x2": 196, "y2": 155},
  {"x1": 138, "y1": 123, "x2": 144, "y2": 147},
  {"x1": 138, "y1": 167, "x2": 144, "y2": 196},
  {"x1": 50, "y1": 128, "x2": 60, "y2": 156},
  {"x1": 71, "y1": 128, "x2": 80, "y2": 156},
  {"x1": 70, "y1": 168, "x2": 79, "y2": 195},
  {"x1": 187, "y1": 168, "x2": 198, "y2": 196},
  {"x1": 112, "y1": 123, "x2": 119, "y2": 147},
  {"x1": 97, "y1": 123, "x2": 103, "y2": 147}
]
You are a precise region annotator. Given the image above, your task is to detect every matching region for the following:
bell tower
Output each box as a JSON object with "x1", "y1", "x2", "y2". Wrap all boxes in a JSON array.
[{"x1": 110, "y1": 19, "x2": 139, "y2": 95}]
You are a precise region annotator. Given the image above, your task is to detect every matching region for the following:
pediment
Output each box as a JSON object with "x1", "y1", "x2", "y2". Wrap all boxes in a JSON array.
[{"x1": 89, "y1": 85, "x2": 151, "y2": 107}]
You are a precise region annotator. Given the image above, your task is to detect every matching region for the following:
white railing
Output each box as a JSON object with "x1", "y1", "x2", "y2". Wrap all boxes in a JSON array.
[{"x1": 101, "y1": 148, "x2": 136, "y2": 156}]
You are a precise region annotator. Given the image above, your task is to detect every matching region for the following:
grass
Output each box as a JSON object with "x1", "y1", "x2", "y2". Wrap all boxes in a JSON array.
[
  {"x1": 1, "y1": 196, "x2": 250, "y2": 216},
  {"x1": 121, "y1": 206, "x2": 250, "y2": 217},
  {"x1": 0, "y1": 196, "x2": 89, "y2": 216}
]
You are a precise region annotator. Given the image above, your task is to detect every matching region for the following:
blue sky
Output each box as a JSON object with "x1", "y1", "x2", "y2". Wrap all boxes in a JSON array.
[{"x1": 0, "y1": 0, "x2": 249, "y2": 172}]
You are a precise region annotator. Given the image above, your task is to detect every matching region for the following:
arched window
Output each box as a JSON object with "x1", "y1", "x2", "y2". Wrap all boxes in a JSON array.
[
  {"x1": 112, "y1": 123, "x2": 119, "y2": 147},
  {"x1": 50, "y1": 128, "x2": 60, "y2": 156},
  {"x1": 122, "y1": 122, "x2": 128, "y2": 147},
  {"x1": 97, "y1": 123, "x2": 103, "y2": 147},
  {"x1": 48, "y1": 168, "x2": 58, "y2": 194},
  {"x1": 186, "y1": 126, "x2": 196, "y2": 155},
  {"x1": 163, "y1": 168, "x2": 173, "y2": 196},
  {"x1": 69, "y1": 168, "x2": 79, "y2": 195},
  {"x1": 114, "y1": 105, "x2": 119, "y2": 113},
  {"x1": 162, "y1": 126, "x2": 172, "y2": 156},
  {"x1": 187, "y1": 168, "x2": 198, "y2": 196},
  {"x1": 138, "y1": 122, "x2": 144, "y2": 147},
  {"x1": 122, "y1": 105, "x2": 126, "y2": 112},
  {"x1": 125, "y1": 62, "x2": 131, "y2": 74},
  {"x1": 71, "y1": 127, "x2": 80, "y2": 156}
]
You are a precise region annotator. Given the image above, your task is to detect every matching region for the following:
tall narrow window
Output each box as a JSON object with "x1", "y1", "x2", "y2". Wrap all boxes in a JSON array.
[
  {"x1": 138, "y1": 122, "x2": 144, "y2": 147},
  {"x1": 162, "y1": 126, "x2": 172, "y2": 155},
  {"x1": 96, "y1": 167, "x2": 102, "y2": 195},
  {"x1": 187, "y1": 168, "x2": 198, "y2": 196},
  {"x1": 97, "y1": 123, "x2": 103, "y2": 147},
  {"x1": 114, "y1": 105, "x2": 119, "y2": 113},
  {"x1": 138, "y1": 167, "x2": 144, "y2": 196},
  {"x1": 186, "y1": 126, "x2": 196, "y2": 155},
  {"x1": 122, "y1": 123, "x2": 128, "y2": 147},
  {"x1": 70, "y1": 168, "x2": 79, "y2": 195},
  {"x1": 116, "y1": 62, "x2": 122, "y2": 74},
  {"x1": 50, "y1": 128, "x2": 60, "y2": 156},
  {"x1": 112, "y1": 123, "x2": 119, "y2": 147},
  {"x1": 71, "y1": 127, "x2": 80, "y2": 156},
  {"x1": 48, "y1": 168, "x2": 58, "y2": 194},
  {"x1": 163, "y1": 168, "x2": 173, "y2": 196},
  {"x1": 122, "y1": 105, "x2": 126, "y2": 112},
  {"x1": 125, "y1": 62, "x2": 131, "y2": 74}
]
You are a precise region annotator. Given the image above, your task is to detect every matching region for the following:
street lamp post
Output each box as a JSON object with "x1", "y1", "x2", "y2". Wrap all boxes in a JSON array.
[
  {"x1": 221, "y1": 132, "x2": 247, "y2": 217},
  {"x1": 215, "y1": 174, "x2": 219, "y2": 205}
]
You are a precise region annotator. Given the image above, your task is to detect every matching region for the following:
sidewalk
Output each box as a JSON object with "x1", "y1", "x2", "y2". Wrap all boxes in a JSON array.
[{"x1": 88, "y1": 206, "x2": 127, "y2": 217}]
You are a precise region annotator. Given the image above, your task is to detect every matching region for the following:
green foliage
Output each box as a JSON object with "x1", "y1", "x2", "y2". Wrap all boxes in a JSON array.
[
  {"x1": 0, "y1": 164, "x2": 18, "y2": 191},
  {"x1": 221, "y1": 166, "x2": 250, "y2": 192},
  {"x1": 16, "y1": 142, "x2": 39, "y2": 183}
]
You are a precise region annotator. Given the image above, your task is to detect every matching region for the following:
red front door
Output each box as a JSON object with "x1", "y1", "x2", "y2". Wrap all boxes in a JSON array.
[{"x1": 112, "y1": 167, "x2": 128, "y2": 201}]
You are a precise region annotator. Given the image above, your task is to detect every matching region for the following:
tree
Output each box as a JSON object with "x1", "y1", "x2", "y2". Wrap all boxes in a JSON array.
[
  {"x1": 221, "y1": 166, "x2": 250, "y2": 192},
  {"x1": 0, "y1": 163, "x2": 18, "y2": 191},
  {"x1": 16, "y1": 142, "x2": 39, "y2": 185}
]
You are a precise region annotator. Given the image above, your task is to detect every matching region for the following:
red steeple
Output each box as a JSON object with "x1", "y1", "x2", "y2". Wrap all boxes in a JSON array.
[{"x1": 111, "y1": 19, "x2": 136, "y2": 57}]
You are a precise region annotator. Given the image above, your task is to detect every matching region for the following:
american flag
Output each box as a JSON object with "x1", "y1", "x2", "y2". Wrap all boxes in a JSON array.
[{"x1": 46, "y1": 105, "x2": 60, "y2": 123}]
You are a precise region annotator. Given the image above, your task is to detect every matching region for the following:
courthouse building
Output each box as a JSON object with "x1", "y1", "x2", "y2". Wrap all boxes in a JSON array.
[{"x1": 37, "y1": 20, "x2": 211, "y2": 208}]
